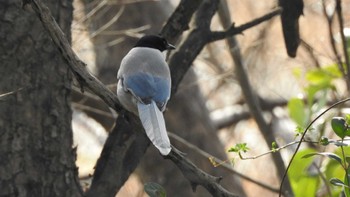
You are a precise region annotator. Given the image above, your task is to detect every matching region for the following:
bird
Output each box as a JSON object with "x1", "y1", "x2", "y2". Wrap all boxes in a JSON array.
[{"x1": 117, "y1": 35, "x2": 175, "y2": 156}]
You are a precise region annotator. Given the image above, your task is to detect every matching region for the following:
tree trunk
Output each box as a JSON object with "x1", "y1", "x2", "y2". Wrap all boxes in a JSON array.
[{"x1": 0, "y1": 0, "x2": 81, "y2": 196}]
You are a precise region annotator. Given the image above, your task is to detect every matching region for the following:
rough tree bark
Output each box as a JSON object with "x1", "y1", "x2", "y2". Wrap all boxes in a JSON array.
[{"x1": 0, "y1": 0, "x2": 82, "y2": 196}]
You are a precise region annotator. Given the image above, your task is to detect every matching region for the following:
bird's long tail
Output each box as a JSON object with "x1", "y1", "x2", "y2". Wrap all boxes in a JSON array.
[{"x1": 137, "y1": 101, "x2": 171, "y2": 155}]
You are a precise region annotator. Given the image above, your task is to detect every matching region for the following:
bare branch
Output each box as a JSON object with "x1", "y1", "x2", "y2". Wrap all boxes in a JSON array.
[
  {"x1": 89, "y1": 6, "x2": 125, "y2": 39},
  {"x1": 23, "y1": 0, "x2": 122, "y2": 112},
  {"x1": 169, "y1": 132, "x2": 281, "y2": 194},
  {"x1": 0, "y1": 87, "x2": 24, "y2": 101},
  {"x1": 213, "y1": 98, "x2": 288, "y2": 129},
  {"x1": 335, "y1": 0, "x2": 350, "y2": 89},
  {"x1": 168, "y1": 4, "x2": 281, "y2": 95},
  {"x1": 217, "y1": 0, "x2": 293, "y2": 195},
  {"x1": 86, "y1": 115, "x2": 149, "y2": 197},
  {"x1": 165, "y1": 148, "x2": 238, "y2": 197},
  {"x1": 209, "y1": 8, "x2": 282, "y2": 42},
  {"x1": 322, "y1": 0, "x2": 346, "y2": 79},
  {"x1": 168, "y1": 0, "x2": 221, "y2": 94},
  {"x1": 279, "y1": 98, "x2": 350, "y2": 196},
  {"x1": 160, "y1": 0, "x2": 202, "y2": 42},
  {"x1": 23, "y1": 0, "x2": 240, "y2": 196}
]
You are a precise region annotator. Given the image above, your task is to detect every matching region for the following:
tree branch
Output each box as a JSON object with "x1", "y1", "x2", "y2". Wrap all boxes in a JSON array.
[
  {"x1": 168, "y1": 132, "x2": 281, "y2": 194},
  {"x1": 217, "y1": 0, "x2": 293, "y2": 196},
  {"x1": 160, "y1": 0, "x2": 202, "y2": 43},
  {"x1": 279, "y1": 98, "x2": 350, "y2": 196},
  {"x1": 209, "y1": 8, "x2": 282, "y2": 42},
  {"x1": 322, "y1": 0, "x2": 347, "y2": 83},
  {"x1": 86, "y1": 114, "x2": 149, "y2": 197},
  {"x1": 168, "y1": 2, "x2": 282, "y2": 95},
  {"x1": 166, "y1": 148, "x2": 238, "y2": 197},
  {"x1": 22, "y1": 0, "x2": 122, "y2": 112},
  {"x1": 169, "y1": 0, "x2": 221, "y2": 94},
  {"x1": 212, "y1": 98, "x2": 288, "y2": 129},
  {"x1": 23, "y1": 0, "x2": 240, "y2": 196},
  {"x1": 335, "y1": 0, "x2": 350, "y2": 90}
]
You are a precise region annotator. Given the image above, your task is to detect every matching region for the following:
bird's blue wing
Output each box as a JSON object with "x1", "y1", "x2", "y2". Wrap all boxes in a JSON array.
[{"x1": 123, "y1": 73, "x2": 170, "y2": 106}]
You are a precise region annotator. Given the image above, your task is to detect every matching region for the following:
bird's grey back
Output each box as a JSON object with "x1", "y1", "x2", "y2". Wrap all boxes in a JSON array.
[{"x1": 118, "y1": 47, "x2": 170, "y2": 79}]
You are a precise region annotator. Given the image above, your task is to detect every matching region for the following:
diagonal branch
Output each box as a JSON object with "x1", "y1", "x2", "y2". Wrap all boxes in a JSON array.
[
  {"x1": 169, "y1": 132, "x2": 281, "y2": 194},
  {"x1": 217, "y1": 0, "x2": 293, "y2": 196},
  {"x1": 160, "y1": 0, "x2": 202, "y2": 43},
  {"x1": 335, "y1": 0, "x2": 350, "y2": 90},
  {"x1": 166, "y1": 148, "x2": 238, "y2": 197},
  {"x1": 322, "y1": 0, "x2": 346, "y2": 82},
  {"x1": 86, "y1": 114, "x2": 150, "y2": 196},
  {"x1": 209, "y1": 8, "x2": 282, "y2": 42},
  {"x1": 22, "y1": 0, "x2": 122, "y2": 112},
  {"x1": 168, "y1": 2, "x2": 282, "y2": 95},
  {"x1": 23, "y1": 0, "x2": 240, "y2": 196},
  {"x1": 169, "y1": 0, "x2": 221, "y2": 94}
]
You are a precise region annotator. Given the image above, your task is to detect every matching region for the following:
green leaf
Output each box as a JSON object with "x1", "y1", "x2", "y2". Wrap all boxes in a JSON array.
[
  {"x1": 306, "y1": 69, "x2": 332, "y2": 86},
  {"x1": 305, "y1": 85, "x2": 332, "y2": 105},
  {"x1": 288, "y1": 98, "x2": 306, "y2": 127},
  {"x1": 228, "y1": 143, "x2": 249, "y2": 153},
  {"x1": 323, "y1": 64, "x2": 342, "y2": 78},
  {"x1": 323, "y1": 147, "x2": 350, "y2": 195},
  {"x1": 331, "y1": 117, "x2": 347, "y2": 139},
  {"x1": 289, "y1": 148, "x2": 319, "y2": 197},
  {"x1": 144, "y1": 182, "x2": 166, "y2": 197},
  {"x1": 302, "y1": 152, "x2": 342, "y2": 165},
  {"x1": 271, "y1": 141, "x2": 278, "y2": 152},
  {"x1": 330, "y1": 178, "x2": 348, "y2": 188},
  {"x1": 303, "y1": 65, "x2": 340, "y2": 104},
  {"x1": 306, "y1": 64, "x2": 341, "y2": 87},
  {"x1": 294, "y1": 126, "x2": 304, "y2": 137},
  {"x1": 324, "y1": 151, "x2": 346, "y2": 196},
  {"x1": 345, "y1": 114, "x2": 350, "y2": 125}
]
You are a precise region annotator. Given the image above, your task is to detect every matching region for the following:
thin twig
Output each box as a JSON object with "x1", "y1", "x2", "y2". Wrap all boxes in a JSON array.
[
  {"x1": 279, "y1": 97, "x2": 350, "y2": 197},
  {"x1": 335, "y1": 0, "x2": 350, "y2": 89},
  {"x1": 240, "y1": 140, "x2": 315, "y2": 160},
  {"x1": 217, "y1": 0, "x2": 293, "y2": 196},
  {"x1": 98, "y1": 25, "x2": 150, "y2": 36},
  {"x1": 89, "y1": 6, "x2": 125, "y2": 39},
  {"x1": 167, "y1": 1, "x2": 281, "y2": 95},
  {"x1": 166, "y1": 147, "x2": 238, "y2": 197},
  {"x1": 0, "y1": 87, "x2": 24, "y2": 100},
  {"x1": 300, "y1": 39, "x2": 321, "y2": 68},
  {"x1": 73, "y1": 0, "x2": 107, "y2": 26},
  {"x1": 209, "y1": 7, "x2": 282, "y2": 42},
  {"x1": 168, "y1": 132, "x2": 281, "y2": 194},
  {"x1": 23, "y1": 0, "x2": 122, "y2": 112},
  {"x1": 322, "y1": 0, "x2": 346, "y2": 79}
]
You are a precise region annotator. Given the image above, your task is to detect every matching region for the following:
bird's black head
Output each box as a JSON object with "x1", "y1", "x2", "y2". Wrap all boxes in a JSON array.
[{"x1": 134, "y1": 35, "x2": 175, "y2": 52}]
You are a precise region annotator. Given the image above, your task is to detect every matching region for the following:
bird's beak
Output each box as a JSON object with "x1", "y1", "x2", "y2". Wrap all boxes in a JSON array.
[{"x1": 167, "y1": 43, "x2": 176, "y2": 50}]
